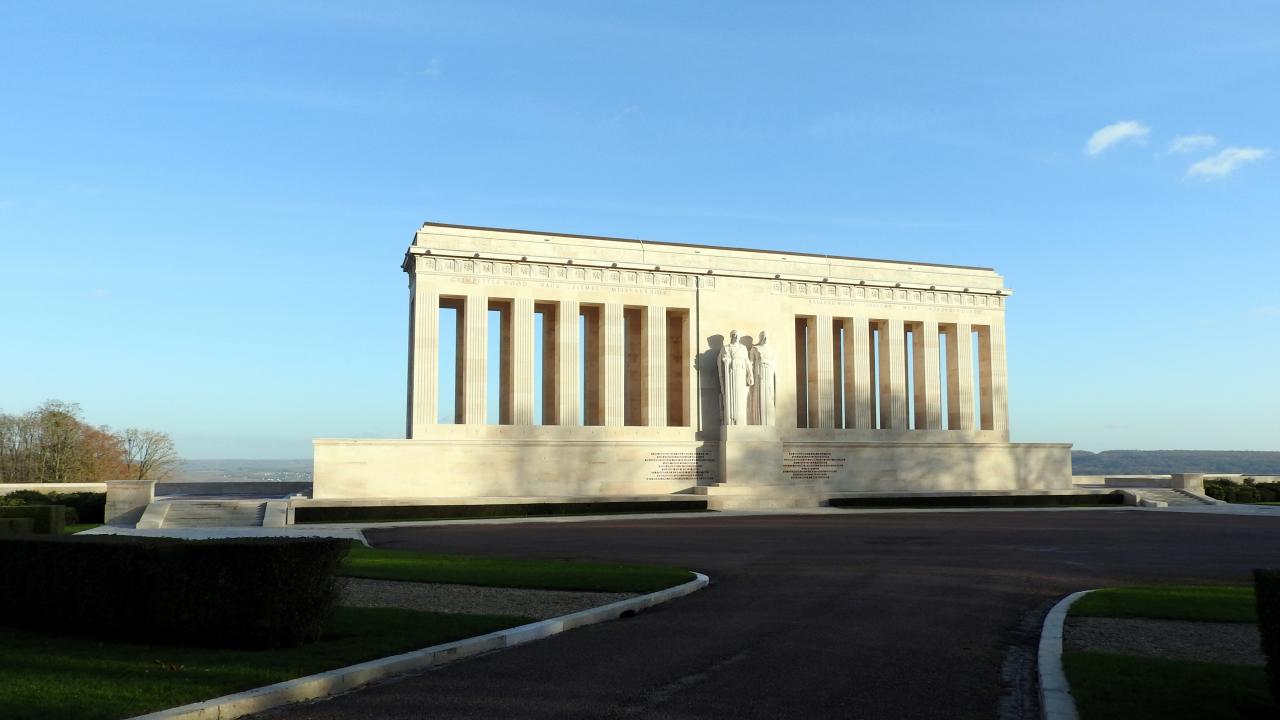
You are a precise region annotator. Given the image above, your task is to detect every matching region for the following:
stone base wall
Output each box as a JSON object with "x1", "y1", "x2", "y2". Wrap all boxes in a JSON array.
[
  {"x1": 314, "y1": 431, "x2": 1070, "y2": 500},
  {"x1": 314, "y1": 431, "x2": 714, "y2": 500},
  {"x1": 787, "y1": 441, "x2": 1072, "y2": 494}
]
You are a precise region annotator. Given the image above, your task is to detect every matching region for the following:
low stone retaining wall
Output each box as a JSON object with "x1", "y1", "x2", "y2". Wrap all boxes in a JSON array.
[
  {"x1": 0, "y1": 483, "x2": 107, "y2": 495},
  {"x1": 156, "y1": 481, "x2": 312, "y2": 497}
]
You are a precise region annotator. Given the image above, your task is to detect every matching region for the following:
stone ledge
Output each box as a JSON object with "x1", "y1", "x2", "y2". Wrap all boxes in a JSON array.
[
  {"x1": 1038, "y1": 590, "x2": 1093, "y2": 720},
  {"x1": 296, "y1": 494, "x2": 704, "y2": 507}
]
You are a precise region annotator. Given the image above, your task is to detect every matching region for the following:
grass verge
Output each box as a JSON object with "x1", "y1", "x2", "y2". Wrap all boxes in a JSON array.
[
  {"x1": 1064, "y1": 651, "x2": 1276, "y2": 720},
  {"x1": 0, "y1": 607, "x2": 530, "y2": 720},
  {"x1": 62, "y1": 524, "x2": 101, "y2": 534},
  {"x1": 1071, "y1": 585, "x2": 1256, "y2": 623},
  {"x1": 342, "y1": 543, "x2": 695, "y2": 593}
]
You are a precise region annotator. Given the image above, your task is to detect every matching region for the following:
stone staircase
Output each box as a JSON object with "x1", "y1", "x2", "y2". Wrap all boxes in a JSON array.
[
  {"x1": 1131, "y1": 488, "x2": 1217, "y2": 508},
  {"x1": 149, "y1": 500, "x2": 269, "y2": 528}
]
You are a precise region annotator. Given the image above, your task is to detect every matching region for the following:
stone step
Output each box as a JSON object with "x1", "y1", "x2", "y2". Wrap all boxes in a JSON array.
[
  {"x1": 682, "y1": 483, "x2": 816, "y2": 497},
  {"x1": 161, "y1": 501, "x2": 268, "y2": 528},
  {"x1": 1132, "y1": 489, "x2": 1213, "y2": 507},
  {"x1": 708, "y1": 494, "x2": 820, "y2": 510}
]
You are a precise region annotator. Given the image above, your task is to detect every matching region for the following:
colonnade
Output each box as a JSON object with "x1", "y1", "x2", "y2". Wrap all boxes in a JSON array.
[
  {"x1": 407, "y1": 282, "x2": 691, "y2": 438},
  {"x1": 796, "y1": 315, "x2": 1008, "y2": 434}
]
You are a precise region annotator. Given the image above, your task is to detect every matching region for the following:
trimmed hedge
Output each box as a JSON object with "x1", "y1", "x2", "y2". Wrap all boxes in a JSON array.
[
  {"x1": 1206, "y1": 479, "x2": 1280, "y2": 504},
  {"x1": 0, "y1": 517, "x2": 35, "y2": 534},
  {"x1": 0, "y1": 505, "x2": 65, "y2": 534},
  {"x1": 1257, "y1": 569, "x2": 1280, "y2": 704},
  {"x1": 828, "y1": 493, "x2": 1126, "y2": 509},
  {"x1": 295, "y1": 499, "x2": 709, "y2": 524},
  {"x1": 0, "y1": 535, "x2": 350, "y2": 648},
  {"x1": 0, "y1": 490, "x2": 105, "y2": 524}
]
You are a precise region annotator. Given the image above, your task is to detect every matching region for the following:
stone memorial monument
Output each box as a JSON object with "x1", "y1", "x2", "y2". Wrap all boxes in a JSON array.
[{"x1": 312, "y1": 221, "x2": 1071, "y2": 508}]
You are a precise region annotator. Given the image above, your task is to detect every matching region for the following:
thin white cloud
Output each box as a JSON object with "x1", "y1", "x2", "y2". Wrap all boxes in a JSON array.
[
  {"x1": 1085, "y1": 121, "x2": 1150, "y2": 155},
  {"x1": 1186, "y1": 147, "x2": 1272, "y2": 179},
  {"x1": 1168, "y1": 134, "x2": 1218, "y2": 154},
  {"x1": 609, "y1": 105, "x2": 641, "y2": 125},
  {"x1": 1250, "y1": 306, "x2": 1280, "y2": 318},
  {"x1": 417, "y1": 58, "x2": 442, "y2": 77}
]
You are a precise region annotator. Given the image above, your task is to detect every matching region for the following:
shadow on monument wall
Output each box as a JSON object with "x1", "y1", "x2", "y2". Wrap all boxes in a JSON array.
[
  {"x1": 699, "y1": 334, "x2": 725, "y2": 435},
  {"x1": 740, "y1": 333, "x2": 760, "y2": 426}
]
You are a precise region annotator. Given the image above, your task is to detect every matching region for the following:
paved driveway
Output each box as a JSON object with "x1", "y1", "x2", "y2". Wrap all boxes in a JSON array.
[{"x1": 262, "y1": 510, "x2": 1280, "y2": 719}]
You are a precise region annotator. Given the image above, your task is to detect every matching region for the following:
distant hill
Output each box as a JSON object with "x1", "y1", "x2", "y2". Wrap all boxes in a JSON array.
[{"x1": 1072, "y1": 451, "x2": 1280, "y2": 475}]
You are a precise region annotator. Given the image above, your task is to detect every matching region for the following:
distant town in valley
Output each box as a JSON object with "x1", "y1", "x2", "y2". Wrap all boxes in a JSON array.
[{"x1": 177, "y1": 459, "x2": 313, "y2": 483}]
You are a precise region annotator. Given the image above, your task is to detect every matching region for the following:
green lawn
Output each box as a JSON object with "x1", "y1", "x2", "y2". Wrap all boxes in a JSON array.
[
  {"x1": 1, "y1": 540, "x2": 694, "y2": 719},
  {"x1": 342, "y1": 543, "x2": 694, "y2": 593},
  {"x1": 0, "y1": 607, "x2": 531, "y2": 720},
  {"x1": 1071, "y1": 584, "x2": 1257, "y2": 623},
  {"x1": 62, "y1": 524, "x2": 101, "y2": 534},
  {"x1": 1065, "y1": 651, "x2": 1275, "y2": 720},
  {"x1": 1065, "y1": 585, "x2": 1277, "y2": 720}
]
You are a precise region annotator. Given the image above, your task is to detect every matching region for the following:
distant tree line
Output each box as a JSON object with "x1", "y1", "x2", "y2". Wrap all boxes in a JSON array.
[
  {"x1": 1073, "y1": 450, "x2": 1280, "y2": 475},
  {"x1": 0, "y1": 400, "x2": 179, "y2": 483}
]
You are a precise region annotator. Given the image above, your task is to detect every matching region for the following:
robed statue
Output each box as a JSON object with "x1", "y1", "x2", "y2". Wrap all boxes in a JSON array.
[
  {"x1": 717, "y1": 330, "x2": 754, "y2": 426},
  {"x1": 751, "y1": 331, "x2": 778, "y2": 427}
]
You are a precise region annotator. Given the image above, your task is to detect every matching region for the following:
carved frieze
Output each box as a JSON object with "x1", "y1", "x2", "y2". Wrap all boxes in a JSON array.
[
  {"x1": 770, "y1": 280, "x2": 1003, "y2": 309},
  {"x1": 412, "y1": 254, "x2": 702, "y2": 292}
]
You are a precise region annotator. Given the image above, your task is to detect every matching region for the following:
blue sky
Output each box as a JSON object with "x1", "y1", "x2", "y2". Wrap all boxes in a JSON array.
[{"x1": 2, "y1": 2, "x2": 1277, "y2": 458}]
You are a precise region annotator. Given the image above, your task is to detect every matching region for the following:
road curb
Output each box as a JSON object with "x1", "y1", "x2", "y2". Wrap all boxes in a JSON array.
[
  {"x1": 128, "y1": 571, "x2": 710, "y2": 720},
  {"x1": 1038, "y1": 589, "x2": 1093, "y2": 720}
]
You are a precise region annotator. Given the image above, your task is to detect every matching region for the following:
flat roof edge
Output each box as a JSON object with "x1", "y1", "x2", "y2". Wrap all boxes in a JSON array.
[{"x1": 418, "y1": 221, "x2": 996, "y2": 273}]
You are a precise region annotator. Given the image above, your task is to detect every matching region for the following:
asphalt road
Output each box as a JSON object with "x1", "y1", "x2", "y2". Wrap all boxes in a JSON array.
[{"x1": 261, "y1": 509, "x2": 1280, "y2": 720}]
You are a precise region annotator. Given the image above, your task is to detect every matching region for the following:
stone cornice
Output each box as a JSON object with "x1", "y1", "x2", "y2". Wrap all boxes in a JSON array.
[{"x1": 405, "y1": 248, "x2": 1011, "y2": 306}]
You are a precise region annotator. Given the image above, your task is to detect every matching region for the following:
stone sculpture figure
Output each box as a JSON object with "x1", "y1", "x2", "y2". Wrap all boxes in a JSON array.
[
  {"x1": 718, "y1": 329, "x2": 754, "y2": 426},
  {"x1": 751, "y1": 330, "x2": 778, "y2": 427}
]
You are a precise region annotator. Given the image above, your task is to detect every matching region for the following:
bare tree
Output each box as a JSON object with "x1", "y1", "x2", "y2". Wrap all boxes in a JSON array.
[
  {"x1": 82, "y1": 425, "x2": 128, "y2": 481},
  {"x1": 37, "y1": 400, "x2": 86, "y2": 483},
  {"x1": 121, "y1": 428, "x2": 181, "y2": 481},
  {"x1": 0, "y1": 401, "x2": 173, "y2": 483}
]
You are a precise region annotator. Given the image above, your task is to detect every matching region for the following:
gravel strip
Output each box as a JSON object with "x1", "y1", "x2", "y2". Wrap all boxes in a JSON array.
[
  {"x1": 1066, "y1": 616, "x2": 1265, "y2": 666},
  {"x1": 341, "y1": 577, "x2": 636, "y2": 620}
]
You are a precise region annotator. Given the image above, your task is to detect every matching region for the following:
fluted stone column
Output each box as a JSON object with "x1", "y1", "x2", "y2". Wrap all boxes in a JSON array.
[
  {"x1": 977, "y1": 320, "x2": 1009, "y2": 436},
  {"x1": 463, "y1": 293, "x2": 488, "y2": 424},
  {"x1": 407, "y1": 275, "x2": 438, "y2": 438},
  {"x1": 946, "y1": 322, "x2": 975, "y2": 431},
  {"x1": 914, "y1": 320, "x2": 942, "y2": 430},
  {"x1": 813, "y1": 314, "x2": 835, "y2": 428},
  {"x1": 990, "y1": 318, "x2": 1009, "y2": 437},
  {"x1": 645, "y1": 305, "x2": 667, "y2": 427},
  {"x1": 603, "y1": 302, "x2": 625, "y2": 426},
  {"x1": 557, "y1": 299, "x2": 580, "y2": 425},
  {"x1": 847, "y1": 317, "x2": 873, "y2": 429},
  {"x1": 880, "y1": 319, "x2": 908, "y2": 429},
  {"x1": 511, "y1": 297, "x2": 535, "y2": 425},
  {"x1": 831, "y1": 319, "x2": 845, "y2": 427}
]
